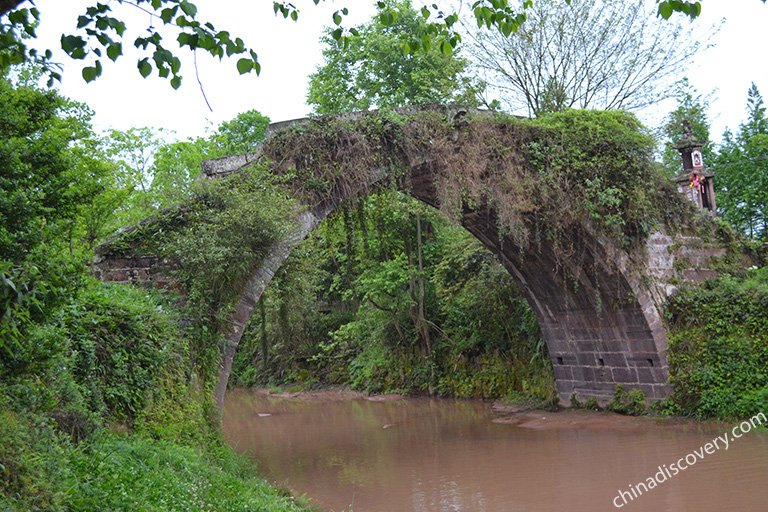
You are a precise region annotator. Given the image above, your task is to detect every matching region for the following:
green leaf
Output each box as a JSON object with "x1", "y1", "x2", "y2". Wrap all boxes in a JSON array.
[
  {"x1": 421, "y1": 35, "x2": 431, "y2": 52},
  {"x1": 691, "y1": 2, "x2": 702, "y2": 17},
  {"x1": 138, "y1": 59, "x2": 152, "y2": 78},
  {"x1": 177, "y1": 32, "x2": 198, "y2": 48},
  {"x1": 82, "y1": 61, "x2": 102, "y2": 82},
  {"x1": 658, "y1": 2, "x2": 674, "y2": 19},
  {"x1": 439, "y1": 39, "x2": 452, "y2": 56},
  {"x1": 180, "y1": 1, "x2": 197, "y2": 17},
  {"x1": 106, "y1": 43, "x2": 122, "y2": 61},
  {"x1": 236, "y1": 58, "x2": 253, "y2": 74},
  {"x1": 160, "y1": 6, "x2": 178, "y2": 23},
  {"x1": 171, "y1": 76, "x2": 182, "y2": 89},
  {"x1": 333, "y1": 12, "x2": 342, "y2": 25},
  {"x1": 61, "y1": 35, "x2": 86, "y2": 54},
  {"x1": 110, "y1": 18, "x2": 127, "y2": 36}
]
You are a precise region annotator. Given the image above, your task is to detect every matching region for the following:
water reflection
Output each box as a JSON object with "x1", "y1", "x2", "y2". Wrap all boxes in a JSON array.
[{"x1": 223, "y1": 390, "x2": 768, "y2": 512}]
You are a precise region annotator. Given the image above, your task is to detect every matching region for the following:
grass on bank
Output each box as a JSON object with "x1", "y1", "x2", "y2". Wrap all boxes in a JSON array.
[
  {"x1": 0, "y1": 279, "x2": 312, "y2": 512},
  {"x1": 0, "y1": 421, "x2": 312, "y2": 512}
]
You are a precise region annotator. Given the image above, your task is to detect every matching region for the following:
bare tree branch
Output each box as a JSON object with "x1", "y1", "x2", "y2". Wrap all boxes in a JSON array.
[{"x1": 464, "y1": 0, "x2": 717, "y2": 117}]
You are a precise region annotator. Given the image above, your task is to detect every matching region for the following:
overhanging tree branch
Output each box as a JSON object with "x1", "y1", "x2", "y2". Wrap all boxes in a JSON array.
[{"x1": 0, "y1": 0, "x2": 25, "y2": 19}]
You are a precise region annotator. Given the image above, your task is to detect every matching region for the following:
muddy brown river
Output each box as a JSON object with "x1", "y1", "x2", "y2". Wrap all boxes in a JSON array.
[{"x1": 222, "y1": 389, "x2": 768, "y2": 512}]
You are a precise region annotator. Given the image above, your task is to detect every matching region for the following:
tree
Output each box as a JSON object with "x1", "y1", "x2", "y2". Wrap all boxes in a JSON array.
[
  {"x1": 99, "y1": 126, "x2": 167, "y2": 223},
  {"x1": 715, "y1": 83, "x2": 768, "y2": 239},
  {"x1": 148, "y1": 138, "x2": 211, "y2": 208},
  {"x1": 148, "y1": 109, "x2": 271, "y2": 208},
  {"x1": 211, "y1": 109, "x2": 270, "y2": 154},
  {"x1": 0, "y1": 71, "x2": 95, "y2": 355},
  {"x1": 69, "y1": 137, "x2": 132, "y2": 249},
  {"x1": 741, "y1": 83, "x2": 768, "y2": 140},
  {"x1": 660, "y1": 78, "x2": 712, "y2": 176},
  {"x1": 0, "y1": 0, "x2": 724, "y2": 89},
  {"x1": 307, "y1": 0, "x2": 478, "y2": 113},
  {"x1": 466, "y1": 0, "x2": 705, "y2": 117}
]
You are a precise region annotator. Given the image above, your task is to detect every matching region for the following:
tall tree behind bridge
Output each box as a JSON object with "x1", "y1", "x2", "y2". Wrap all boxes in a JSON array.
[
  {"x1": 307, "y1": 0, "x2": 479, "y2": 113},
  {"x1": 466, "y1": 0, "x2": 708, "y2": 117},
  {"x1": 715, "y1": 84, "x2": 768, "y2": 240}
]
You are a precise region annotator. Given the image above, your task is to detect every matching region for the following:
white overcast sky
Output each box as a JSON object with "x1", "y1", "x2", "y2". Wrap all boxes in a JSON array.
[{"x1": 28, "y1": 1, "x2": 768, "y2": 144}]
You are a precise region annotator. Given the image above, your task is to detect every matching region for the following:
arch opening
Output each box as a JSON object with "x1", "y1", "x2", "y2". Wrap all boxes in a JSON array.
[{"x1": 226, "y1": 188, "x2": 558, "y2": 402}]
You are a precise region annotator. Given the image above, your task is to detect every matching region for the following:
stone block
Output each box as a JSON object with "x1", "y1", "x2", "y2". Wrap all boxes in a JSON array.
[
  {"x1": 553, "y1": 366, "x2": 572, "y2": 381},
  {"x1": 682, "y1": 269, "x2": 719, "y2": 282},
  {"x1": 636, "y1": 367, "x2": 668, "y2": 384},
  {"x1": 576, "y1": 352, "x2": 598, "y2": 366},
  {"x1": 601, "y1": 352, "x2": 628, "y2": 367},
  {"x1": 593, "y1": 367, "x2": 611, "y2": 382},
  {"x1": 611, "y1": 367, "x2": 638, "y2": 384}
]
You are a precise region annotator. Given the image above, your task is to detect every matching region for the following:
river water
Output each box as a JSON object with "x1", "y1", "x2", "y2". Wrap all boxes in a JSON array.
[{"x1": 222, "y1": 389, "x2": 768, "y2": 512}]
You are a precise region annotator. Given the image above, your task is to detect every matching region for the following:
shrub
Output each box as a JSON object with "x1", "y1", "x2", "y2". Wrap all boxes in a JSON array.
[
  {"x1": 52, "y1": 280, "x2": 184, "y2": 423},
  {"x1": 607, "y1": 385, "x2": 646, "y2": 416},
  {"x1": 667, "y1": 267, "x2": 768, "y2": 419}
]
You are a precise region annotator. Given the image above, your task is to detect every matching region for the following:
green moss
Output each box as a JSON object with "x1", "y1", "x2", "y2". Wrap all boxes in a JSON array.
[{"x1": 261, "y1": 109, "x2": 696, "y2": 255}]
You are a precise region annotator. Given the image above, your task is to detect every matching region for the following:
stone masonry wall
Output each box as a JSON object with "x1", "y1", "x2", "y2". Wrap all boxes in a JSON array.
[
  {"x1": 92, "y1": 253, "x2": 180, "y2": 293},
  {"x1": 646, "y1": 231, "x2": 729, "y2": 300}
]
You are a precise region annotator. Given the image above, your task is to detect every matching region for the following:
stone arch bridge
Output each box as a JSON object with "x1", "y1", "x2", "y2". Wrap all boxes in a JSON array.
[{"x1": 94, "y1": 107, "x2": 736, "y2": 408}]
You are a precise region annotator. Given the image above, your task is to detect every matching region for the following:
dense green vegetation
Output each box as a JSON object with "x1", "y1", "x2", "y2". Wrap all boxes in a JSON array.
[
  {"x1": 230, "y1": 189, "x2": 555, "y2": 402},
  {"x1": 664, "y1": 267, "x2": 768, "y2": 419},
  {"x1": 0, "y1": 276, "x2": 311, "y2": 511}
]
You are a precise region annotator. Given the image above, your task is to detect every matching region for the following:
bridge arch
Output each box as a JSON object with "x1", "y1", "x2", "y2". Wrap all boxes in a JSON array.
[
  {"x1": 96, "y1": 107, "x2": 730, "y2": 409},
  {"x1": 203, "y1": 107, "x2": 707, "y2": 409}
]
